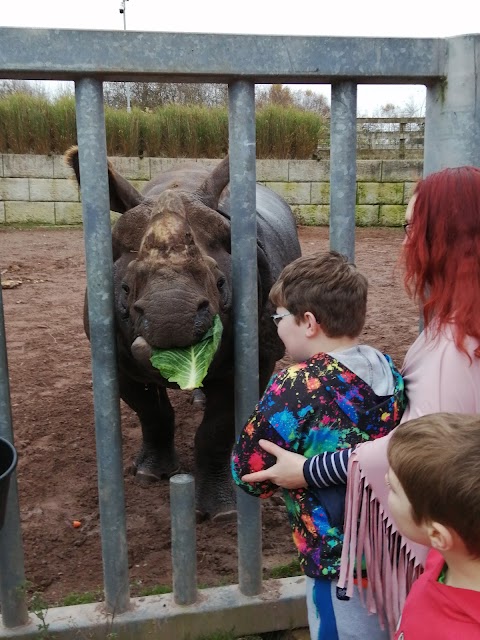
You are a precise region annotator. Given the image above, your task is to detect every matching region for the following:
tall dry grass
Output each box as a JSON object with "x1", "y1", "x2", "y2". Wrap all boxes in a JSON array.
[
  {"x1": 0, "y1": 93, "x2": 52, "y2": 154},
  {"x1": 50, "y1": 96, "x2": 77, "y2": 153},
  {"x1": 105, "y1": 107, "x2": 141, "y2": 156},
  {"x1": 256, "y1": 105, "x2": 326, "y2": 158},
  {"x1": 0, "y1": 94, "x2": 325, "y2": 159}
]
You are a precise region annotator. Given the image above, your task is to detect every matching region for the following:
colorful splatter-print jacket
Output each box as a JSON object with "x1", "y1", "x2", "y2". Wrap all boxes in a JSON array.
[{"x1": 231, "y1": 352, "x2": 405, "y2": 579}]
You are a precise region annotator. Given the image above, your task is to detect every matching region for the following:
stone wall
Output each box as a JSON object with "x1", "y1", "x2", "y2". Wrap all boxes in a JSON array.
[{"x1": 0, "y1": 154, "x2": 423, "y2": 227}]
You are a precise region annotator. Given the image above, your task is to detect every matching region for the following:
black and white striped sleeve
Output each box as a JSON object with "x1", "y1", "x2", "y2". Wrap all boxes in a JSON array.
[{"x1": 302, "y1": 449, "x2": 353, "y2": 488}]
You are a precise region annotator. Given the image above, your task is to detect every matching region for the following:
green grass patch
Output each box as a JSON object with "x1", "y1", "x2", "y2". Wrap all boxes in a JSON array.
[
  {"x1": 194, "y1": 633, "x2": 237, "y2": 640},
  {"x1": 59, "y1": 590, "x2": 103, "y2": 606},
  {"x1": 198, "y1": 577, "x2": 233, "y2": 589},
  {"x1": 193, "y1": 633, "x2": 267, "y2": 640},
  {"x1": 137, "y1": 584, "x2": 172, "y2": 597},
  {"x1": 193, "y1": 633, "x2": 293, "y2": 640},
  {"x1": 266, "y1": 559, "x2": 302, "y2": 579}
]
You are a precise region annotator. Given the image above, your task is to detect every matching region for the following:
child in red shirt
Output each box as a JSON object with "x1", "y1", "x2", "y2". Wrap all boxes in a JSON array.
[{"x1": 386, "y1": 413, "x2": 480, "y2": 639}]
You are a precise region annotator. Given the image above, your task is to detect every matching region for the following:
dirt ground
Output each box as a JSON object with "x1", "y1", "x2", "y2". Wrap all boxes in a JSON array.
[{"x1": 0, "y1": 225, "x2": 418, "y2": 606}]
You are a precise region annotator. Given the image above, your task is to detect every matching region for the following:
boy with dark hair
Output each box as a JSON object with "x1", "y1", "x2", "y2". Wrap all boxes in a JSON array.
[
  {"x1": 232, "y1": 251, "x2": 405, "y2": 640},
  {"x1": 387, "y1": 412, "x2": 480, "y2": 639}
]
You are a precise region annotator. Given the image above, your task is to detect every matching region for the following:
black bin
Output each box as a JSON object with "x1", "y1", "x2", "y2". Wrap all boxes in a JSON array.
[{"x1": 0, "y1": 437, "x2": 17, "y2": 530}]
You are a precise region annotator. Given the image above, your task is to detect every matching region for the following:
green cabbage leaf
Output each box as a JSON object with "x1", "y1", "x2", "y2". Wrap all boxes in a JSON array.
[{"x1": 150, "y1": 315, "x2": 223, "y2": 390}]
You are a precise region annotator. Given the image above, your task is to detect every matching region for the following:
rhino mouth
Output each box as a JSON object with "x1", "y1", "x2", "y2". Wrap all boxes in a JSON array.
[
  {"x1": 129, "y1": 302, "x2": 214, "y2": 352},
  {"x1": 130, "y1": 328, "x2": 210, "y2": 361},
  {"x1": 131, "y1": 316, "x2": 223, "y2": 391},
  {"x1": 131, "y1": 319, "x2": 213, "y2": 351}
]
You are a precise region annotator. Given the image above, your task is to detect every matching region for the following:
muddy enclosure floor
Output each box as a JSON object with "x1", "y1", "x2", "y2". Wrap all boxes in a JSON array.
[{"x1": 1, "y1": 225, "x2": 417, "y2": 605}]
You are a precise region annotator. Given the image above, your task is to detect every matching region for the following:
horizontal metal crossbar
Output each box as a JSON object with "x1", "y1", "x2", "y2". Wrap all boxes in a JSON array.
[{"x1": 0, "y1": 27, "x2": 446, "y2": 84}]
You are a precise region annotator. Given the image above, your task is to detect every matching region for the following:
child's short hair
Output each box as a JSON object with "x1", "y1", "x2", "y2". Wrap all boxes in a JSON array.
[
  {"x1": 388, "y1": 413, "x2": 480, "y2": 557},
  {"x1": 269, "y1": 251, "x2": 367, "y2": 338}
]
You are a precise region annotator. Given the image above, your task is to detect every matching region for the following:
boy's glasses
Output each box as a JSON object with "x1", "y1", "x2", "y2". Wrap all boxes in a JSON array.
[{"x1": 271, "y1": 312, "x2": 292, "y2": 327}]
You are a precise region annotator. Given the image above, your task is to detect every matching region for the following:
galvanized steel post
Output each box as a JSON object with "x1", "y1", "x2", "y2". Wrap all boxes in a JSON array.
[
  {"x1": 229, "y1": 80, "x2": 262, "y2": 596},
  {"x1": 424, "y1": 34, "x2": 480, "y2": 174},
  {"x1": 0, "y1": 283, "x2": 29, "y2": 629},
  {"x1": 170, "y1": 474, "x2": 197, "y2": 605},
  {"x1": 330, "y1": 82, "x2": 358, "y2": 263},
  {"x1": 75, "y1": 78, "x2": 130, "y2": 614}
]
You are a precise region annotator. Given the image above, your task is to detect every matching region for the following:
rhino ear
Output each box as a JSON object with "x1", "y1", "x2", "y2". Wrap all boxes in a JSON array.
[
  {"x1": 196, "y1": 155, "x2": 230, "y2": 209},
  {"x1": 64, "y1": 145, "x2": 144, "y2": 214}
]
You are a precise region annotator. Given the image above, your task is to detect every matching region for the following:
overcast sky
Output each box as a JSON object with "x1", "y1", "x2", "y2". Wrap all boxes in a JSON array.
[{"x1": 2, "y1": 0, "x2": 478, "y2": 114}]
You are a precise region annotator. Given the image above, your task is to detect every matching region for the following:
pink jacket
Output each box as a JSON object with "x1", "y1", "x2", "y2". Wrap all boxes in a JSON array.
[
  {"x1": 401, "y1": 325, "x2": 480, "y2": 421},
  {"x1": 338, "y1": 325, "x2": 480, "y2": 636}
]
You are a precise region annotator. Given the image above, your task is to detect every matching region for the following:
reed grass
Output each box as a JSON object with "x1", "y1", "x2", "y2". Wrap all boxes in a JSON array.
[
  {"x1": 105, "y1": 106, "x2": 141, "y2": 156},
  {"x1": 0, "y1": 93, "x2": 52, "y2": 154},
  {"x1": 0, "y1": 94, "x2": 326, "y2": 158},
  {"x1": 256, "y1": 105, "x2": 325, "y2": 158},
  {"x1": 50, "y1": 96, "x2": 77, "y2": 152}
]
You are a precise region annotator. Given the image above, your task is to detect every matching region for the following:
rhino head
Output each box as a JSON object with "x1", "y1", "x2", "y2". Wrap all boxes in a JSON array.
[
  {"x1": 123, "y1": 189, "x2": 231, "y2": 352},
  {"x1": 66, "y1": 148, "x2": 233, "y2": 380}
]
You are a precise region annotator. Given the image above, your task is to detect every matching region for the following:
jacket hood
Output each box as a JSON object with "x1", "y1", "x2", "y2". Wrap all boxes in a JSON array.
[{"x1": 319, "y1": 352, "x2": 405, "y2": 432}]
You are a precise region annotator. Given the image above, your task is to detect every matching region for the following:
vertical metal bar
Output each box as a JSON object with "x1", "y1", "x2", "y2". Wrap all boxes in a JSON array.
[
  {"x1": 423, "y1": 36, "x2": 480, "y2": 331},
  {"x1": 424, "y1": 34, "x2": 480, "y2": 175},
  {"x1": 0, "y1": 282, "x2": 29, "y2": 628},
  {"x1": 170, "y1": 474, "x2": 197, "y2": 605},
  {"x1": 75, "y1": 78, "x2": 130, "y2": 614},
  {"x1": 330, "y1": 82, "x2": 358, "y2": 263},
  {"x1": 423, "y1": 83, "x2": 442, "y2": 177},
  {"x1": 228, "y1": 80, "x2": 262, "y2": 596}
]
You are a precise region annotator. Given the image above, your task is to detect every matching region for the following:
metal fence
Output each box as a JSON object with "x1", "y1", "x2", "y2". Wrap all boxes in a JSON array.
[{"x1": 0, "y1": 27, "x2": 479, "y2": 639}]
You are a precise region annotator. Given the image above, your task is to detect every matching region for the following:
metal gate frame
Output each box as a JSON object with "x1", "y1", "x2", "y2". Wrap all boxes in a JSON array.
[{"x1": 0, "y1": 27, "x2": 479, "y2": 639}]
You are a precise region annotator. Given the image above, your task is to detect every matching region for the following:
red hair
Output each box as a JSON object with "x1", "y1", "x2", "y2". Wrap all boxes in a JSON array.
[{"x1": 403, "y1": 166, "x2": 480, "y2": 359}]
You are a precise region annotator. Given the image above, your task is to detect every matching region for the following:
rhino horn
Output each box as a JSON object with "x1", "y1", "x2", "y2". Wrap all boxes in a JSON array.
[
  {"x1": 139, "y1": 190, "x2": 198, "y2": 260},
  {"x1": 195, "y1": 155, "x2": 230, "y2": 209},
  {"x1": 65, "y1": 145, "x2": 144, "y2": 214}
]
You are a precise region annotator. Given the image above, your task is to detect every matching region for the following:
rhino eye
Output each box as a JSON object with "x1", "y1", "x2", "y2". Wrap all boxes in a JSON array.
[
  {"x1": 216, "y1": 276, "x2": 226, "y2": 290},
  {"x1": 121, "y1": 282, "x2": 130, "y2": 294}
]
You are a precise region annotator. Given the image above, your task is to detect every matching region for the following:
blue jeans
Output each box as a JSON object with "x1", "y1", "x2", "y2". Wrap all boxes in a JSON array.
[{"x1": 305, "y1": 576, "x2": 390, "y2": 640}]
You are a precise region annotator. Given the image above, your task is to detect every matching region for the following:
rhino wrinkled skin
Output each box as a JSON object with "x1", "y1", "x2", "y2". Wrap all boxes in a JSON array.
[{"x1": 66, "y1": 148, "x2": 301, "y2": 521}]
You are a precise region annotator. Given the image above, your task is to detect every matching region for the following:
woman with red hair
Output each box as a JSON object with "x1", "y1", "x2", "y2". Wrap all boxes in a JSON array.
[{"x1": 241, "y1": 165, "x2": 480, "y2": 637}]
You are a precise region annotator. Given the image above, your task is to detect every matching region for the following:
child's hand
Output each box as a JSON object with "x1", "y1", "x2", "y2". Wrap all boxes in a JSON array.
[{"x1": 241, "y1": 440, "x2": 308, "y2": 489}]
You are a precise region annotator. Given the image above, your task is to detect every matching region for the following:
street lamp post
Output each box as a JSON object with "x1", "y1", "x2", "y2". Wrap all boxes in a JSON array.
[{"x1": 119, "y1": 0, "x2": 131, "y2": 112}]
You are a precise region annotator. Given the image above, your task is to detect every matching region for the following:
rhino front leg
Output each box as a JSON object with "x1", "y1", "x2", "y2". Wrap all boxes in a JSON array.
[
  {"x1": 119, "y1": 373, "x2": 180, "y2": 482},
  {"x1": 194, "y1": 377, "x2": 236, "y2": 522}
]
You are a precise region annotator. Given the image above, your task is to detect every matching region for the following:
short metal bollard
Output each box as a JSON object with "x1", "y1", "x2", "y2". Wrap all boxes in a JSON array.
[
  {"x1": 0, "y1": 437, "x2": 16, "y2": 531},
  {"x1": 170, "y1": 474, "x2": 197, "y2": 605}
]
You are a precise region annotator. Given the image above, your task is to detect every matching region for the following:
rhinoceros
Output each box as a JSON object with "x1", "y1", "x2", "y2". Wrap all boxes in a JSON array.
[{"x1": 66, "y1": 148, "x2": 301, "y2": 520}]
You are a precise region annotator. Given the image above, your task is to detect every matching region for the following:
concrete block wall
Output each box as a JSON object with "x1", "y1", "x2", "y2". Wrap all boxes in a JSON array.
[{"x1": 0, "y1": 154, "x2": 423, "y2": 226}]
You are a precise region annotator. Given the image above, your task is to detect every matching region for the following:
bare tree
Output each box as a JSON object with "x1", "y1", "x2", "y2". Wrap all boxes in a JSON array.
[
  {"x1": 0, "y1": 79, "x2": 48, "y2": 98},
  {"x1": 256, "y1": 84, "x2": 330, "y2": 114},
  {"x1": 256, "y1": 84, "x2": 295, "y2": 108},
  {"x1": 373, "y1": 97, "x2": 425, "y2": 118},
  {"x1": 103, "y1": 82, "x2": 228, "y2": 110},
  {"x1": 373, "y1": 103, "x2": 398, "y2": 118},
  {"x1": 291, "y1": 88, "x2": 330, "y2": 115},
  {"x1": 401, "y1": 96, "x2": 425, "y2": 117}
]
